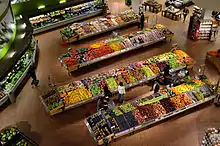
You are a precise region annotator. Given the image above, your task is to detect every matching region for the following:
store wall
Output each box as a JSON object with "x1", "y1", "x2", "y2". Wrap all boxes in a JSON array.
[{"x1": 12, "y1": 0, "x2": 94, "y2": 16}]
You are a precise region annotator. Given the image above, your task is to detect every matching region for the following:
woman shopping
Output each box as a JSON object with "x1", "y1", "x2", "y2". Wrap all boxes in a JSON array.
[{"x1": 117, "y1": 82, "x2": 126, "y2": 104}]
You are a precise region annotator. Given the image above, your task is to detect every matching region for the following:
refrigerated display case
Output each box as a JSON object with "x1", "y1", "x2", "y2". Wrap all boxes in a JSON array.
[{"x1": 28, "y1": 0, "x2": 104, "y2": 34}]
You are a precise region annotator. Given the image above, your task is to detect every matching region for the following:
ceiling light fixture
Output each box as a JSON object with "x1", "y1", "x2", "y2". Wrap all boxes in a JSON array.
[
  {"x1": 38, "y1": 5, "x2": 45, "y2": 9},
  {"x1": 59, "y1": 0, "x2": 66, "y2": 4}
]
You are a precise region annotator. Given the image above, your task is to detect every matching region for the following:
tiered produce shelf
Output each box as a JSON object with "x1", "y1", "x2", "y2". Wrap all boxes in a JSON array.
[
  {"x1": 85, "y1": 77, "x2": 215, "y2": 145},
  {"x1": 59, "y1": 24, "x2": 169, "y2": 73},
  {"x1": 41, "y1": 49, "x2": 196, "y2": 116},
  {"x1": 60, "y1": 10, "x2": 138, "y2": 44}
]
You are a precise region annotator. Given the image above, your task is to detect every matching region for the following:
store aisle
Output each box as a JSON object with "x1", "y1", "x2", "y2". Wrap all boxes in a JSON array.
[{"x1": 0, "y1": 0, "x2": 219, "y2": 146}]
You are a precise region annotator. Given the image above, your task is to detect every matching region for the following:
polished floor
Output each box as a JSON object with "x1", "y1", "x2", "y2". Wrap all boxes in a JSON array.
[{"x1": 0, "y1": 0, "x2": 220, "y2": 146}]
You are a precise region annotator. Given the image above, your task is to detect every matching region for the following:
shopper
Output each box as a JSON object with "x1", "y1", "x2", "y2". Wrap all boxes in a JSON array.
[
  {"x1": 183, "y1": 7, "x2": 189, "y2": 23},
  {"x1": 103, "y1": 85, "x2": 112, "y2": 98},
  {"x1": 28, "y1": 65, "x2": 39, "y2": 87},
  {"x1": 140, "y1": 12, "x2": 145, "y2": 30},
  {"x1": 103, "y1": 98, "x2": 109, "y2": 111},
  {"x1": 97, "y1": 97, "x2": 104, "y2": 111},
  {"x1": 117, "y1": 82, "x2": 125, "y2": 104},
  {"x1": 163, "y1": 65, "x2": 171, "y2": 87},
  {"x1": 152, "y1": 80, "x2": 160, "y2": 93}
]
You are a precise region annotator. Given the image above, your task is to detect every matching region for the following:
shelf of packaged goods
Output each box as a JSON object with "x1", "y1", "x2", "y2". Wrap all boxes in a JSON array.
[
  {"x1": 33, "y1": 9, "x2": 103, "y2": 35},
  {"x1": 64, "y1": 19, "x2": 138, "y2": 43},
  {"x1": 200, "y1": 23, "x2": 212, "y2": 26},
  {"x1": 78, "y1": 37, "x2": 166, "y2": 69},
  {"x1": 198, "y1": 37, "x2": 210, "y2": 40},
  {"x1": 199, "y1": 32, "x2": 210, "y2": 34},
  {"x1": 0, "y1": 94, "x2": 9, "y2": 106}
]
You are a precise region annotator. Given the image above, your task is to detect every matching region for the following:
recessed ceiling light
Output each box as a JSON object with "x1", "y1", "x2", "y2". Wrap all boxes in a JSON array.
[
  {"x1": 38, "y1": 5, "x2": 45, "y2": 9},
  {"x1": 8, "y1": 52, "x2": 16, "y2": 58},
  {"x1": 59, "y1": 0, "x2": 66, "y2": 4}
]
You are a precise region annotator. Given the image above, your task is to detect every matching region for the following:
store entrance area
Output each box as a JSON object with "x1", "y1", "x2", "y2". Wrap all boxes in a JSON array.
[{"x1": 0, "y1": 0, "x2": 220, "y2": 146}]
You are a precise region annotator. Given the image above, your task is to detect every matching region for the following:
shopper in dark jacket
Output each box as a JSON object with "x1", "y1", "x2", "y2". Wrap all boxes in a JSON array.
[
  {"x1": 28, "y1": 65, "x2": 39, "y2": 87},
  {"x1": 152, "y1": 81, "x2": 160, "y2": 93},
  {"x1": 163, "y1": 65, "x2": 171, "y2": 87},
  {"x1": 97, "y1": 97, "x2": 104, "y2": 111},
  {"x1": 183, "y1": 7, "x2": 189, "y2": 23},
  {"x1": 103, "y1": 85, "x2": 112, "y2": 98},
  {"x1": 140, "y1": 12, "x2": 145, "y2": 30}
]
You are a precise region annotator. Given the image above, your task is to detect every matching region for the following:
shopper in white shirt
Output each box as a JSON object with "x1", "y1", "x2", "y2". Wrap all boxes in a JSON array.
[{"x1": 118, "y1": 82, "x2": 125, "y2": 104}]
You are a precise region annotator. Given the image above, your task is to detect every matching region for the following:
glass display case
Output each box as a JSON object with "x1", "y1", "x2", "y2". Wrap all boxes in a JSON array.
[{"x1": 28, "y1": 0, "x2": 104, "y2": 34}]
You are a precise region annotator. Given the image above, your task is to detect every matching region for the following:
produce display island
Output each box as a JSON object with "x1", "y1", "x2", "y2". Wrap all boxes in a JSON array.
[
  {"x1": 40, "y1": 49, "x2": 195, "y2": 116},
  {"x1": 29, "y1": 0, "x2": 104, "y2": 34},
  {"x1": 85, "y1": 76, "x2": 215, "y2": 145},
  {"x1": 60, "y1": 10, "x2": 138, "y2": 44},
  {"x1": 59, "y1": 24, "x2": 170, "y2": 73}
]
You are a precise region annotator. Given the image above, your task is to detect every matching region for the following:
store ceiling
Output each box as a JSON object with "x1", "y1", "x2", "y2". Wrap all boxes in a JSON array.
[{"x1": 192, "y1": 0, "x2": 220, "y2": 10}]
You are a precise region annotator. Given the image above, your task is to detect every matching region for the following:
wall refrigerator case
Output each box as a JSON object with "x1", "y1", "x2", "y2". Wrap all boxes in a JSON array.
[
  {"x1": 28, "y1": 0, "x2": 104, "y2": 34},
  {"x1": 0, "y1": 37, "x2": 38, "y2": 106}
]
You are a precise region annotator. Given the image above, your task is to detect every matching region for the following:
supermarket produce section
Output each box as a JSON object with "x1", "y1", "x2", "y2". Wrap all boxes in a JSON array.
[
  {"x1": 59, "y1": 24, "x2": 168, "y2": 73},
  {"x1": 29, "y1": 0, "x2": 104, "y2": 34},
  {"x1": 60, "y1": 10, "x2": 138, "y2": 43},
  {"x1": 85, "y1": 76, "x2": 215, "y2": 145},
  {"x1": 40, "y1": 49, "x2": 195, "y2": 115}
]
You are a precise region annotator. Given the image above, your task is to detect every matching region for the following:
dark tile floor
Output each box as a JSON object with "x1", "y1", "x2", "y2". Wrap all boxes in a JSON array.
[{"x1": 0, "y1": 0, "x2": 220, "y2": 146}]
